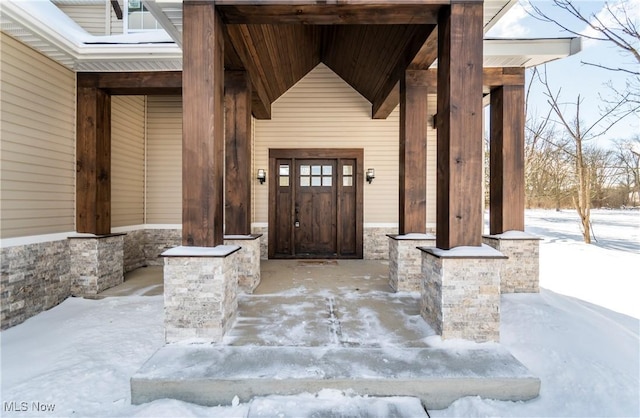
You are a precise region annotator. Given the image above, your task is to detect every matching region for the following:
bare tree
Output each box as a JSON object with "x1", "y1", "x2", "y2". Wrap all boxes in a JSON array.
[
  {"x1": 536, "y1": 67, "x2": 633, "y2": 243},
  {"x1": 613, "y1": 136, "x2": 640, "y2": 206}
]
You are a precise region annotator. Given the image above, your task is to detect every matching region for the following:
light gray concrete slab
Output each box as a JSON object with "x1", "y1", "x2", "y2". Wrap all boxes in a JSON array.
[
  {"x1": 97, "y1": 266, "x2": 163, "y2": 297},
  {"x1": 131, "y1": 345, "x2": 540, "y2": 410}
]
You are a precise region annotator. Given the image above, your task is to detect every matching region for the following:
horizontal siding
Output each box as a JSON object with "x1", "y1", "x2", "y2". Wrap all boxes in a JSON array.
[
  {"x1": 111, "y1": 0, "x2": 124, "y2": 35},
  {"x1": 57, "y1": 4, "x2": 107, "y2": 35},
  {"x1": 254, "y1": 63, "x2": 400, "y2": 224},
  {"x1": 146, "y1": 95, "x2": 182, "y2": 224},
  {"x1": 0, "y1": 34, "x2": 76, "y2": 238},
  {"x1": 111, "y1": 96, "x2": 145, "y2": 227}
]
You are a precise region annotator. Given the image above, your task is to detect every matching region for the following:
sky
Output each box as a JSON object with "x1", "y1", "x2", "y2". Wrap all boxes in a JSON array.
[{"x1": 486, "y1": 0, "x2": 639, "y2": 149}]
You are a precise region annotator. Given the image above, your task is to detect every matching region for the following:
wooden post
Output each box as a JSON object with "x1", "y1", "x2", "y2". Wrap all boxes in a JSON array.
[
  {"x1": 225, "y1": 70, "x2": 252, "y2": 235},
  {"x1": 76, "y1": 75, "x2": 111, "y2": 235},
  {"x1": 182, "y1": 1, "x2": 225, "y2": 247},
  {"x1": 436, "y1": 2, "x2": 484, "y2": 249},
  {"x1": 490, "y1": 84, "x2": 525, "y2": 234},
  {"x1": 399, "y1": 70, "x2": 429, "y2": 234}
]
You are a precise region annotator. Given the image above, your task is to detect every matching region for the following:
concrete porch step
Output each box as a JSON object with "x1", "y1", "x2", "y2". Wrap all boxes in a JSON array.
[{"x1": 131, "y1": 345, "x2": 540, "y2": 410}]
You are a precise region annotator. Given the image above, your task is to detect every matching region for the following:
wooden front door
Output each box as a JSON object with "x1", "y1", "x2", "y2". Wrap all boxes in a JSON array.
[{"x1": 269, "y1": 149, "x2": 363, "y2": 259}]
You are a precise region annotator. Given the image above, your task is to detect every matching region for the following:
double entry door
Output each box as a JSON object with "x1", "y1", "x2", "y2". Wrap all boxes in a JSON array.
[{"x1": 268, "y1": 149, "x2": 363, "y2": 259}]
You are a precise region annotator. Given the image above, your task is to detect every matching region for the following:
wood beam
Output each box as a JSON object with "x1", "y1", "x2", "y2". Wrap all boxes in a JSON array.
[
  {"x1": 225, "y1": 70, "x2": 253, "y2": 235},
  {"x1": 490, "y1": 85, "x2": 525, "y2": 234},
  {"x1": 217, "y1": 4, "x2": 442, "y2": 25},
  {"x1": 78, "y1": 71, "x2": 182, "y2": 95},
  {"x1": 399, "y1": 71, "x2": 429, "y2": 234},
  {"x1": 436, "y1": 2, "x2": 484, "y2": 249},
  {"x1": 372, "y1": 25, "x2": 436, "y2": 119},
  {"x1": 76, "y1": 77, "x2": 111, "y2": 235},
  {"x1": 225, "y1": 25, "x2": 272, "y2": 119},
  {"x1": 182, "y1": 2, "x2": 225, "y2": 247},
  {"x1": 483, "y1": 67, "x2": 525, "y2": 88}
]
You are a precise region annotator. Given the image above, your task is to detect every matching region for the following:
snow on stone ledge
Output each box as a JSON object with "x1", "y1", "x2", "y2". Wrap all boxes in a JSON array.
[
  {"x1": 418, "y1": 244, "x2": 507, "y2": 259},
  {"x1": 162, "y1": 245, "x2": 241, "y2": 258},
  {"x1": 389, "y1": 233, "x2": 436, "y2": 240}
]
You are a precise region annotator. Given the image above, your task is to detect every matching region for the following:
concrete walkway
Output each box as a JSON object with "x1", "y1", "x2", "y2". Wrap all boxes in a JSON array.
[{"x1": 117, "y1": 260, "x2": 540, "y2": 412}]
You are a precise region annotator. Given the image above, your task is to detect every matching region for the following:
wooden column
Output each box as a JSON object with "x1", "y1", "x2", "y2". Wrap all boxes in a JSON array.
[
  {"x1": 490, "y1": 84, "x2": 525, "y2": 234},
  {"x1": 399, "y1": 70, "x2": 429, "y2": 234},
  {"x1": 225, "y1": 70, "x2": 252, "y2": 235},
  {"x1": 436, "y1": 2, "x2": 484, "y2": 249},
  {"x1": 76, "y1": 76, "x2": 111, "y2": 235},
  {"x1": 182, "y1": 1, "x2": 225, "y2": 247}
]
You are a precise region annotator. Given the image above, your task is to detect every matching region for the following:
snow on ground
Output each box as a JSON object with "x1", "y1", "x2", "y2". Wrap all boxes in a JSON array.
[{"x1": 1, "y1": 209, "x2": 639, "y2": 417}]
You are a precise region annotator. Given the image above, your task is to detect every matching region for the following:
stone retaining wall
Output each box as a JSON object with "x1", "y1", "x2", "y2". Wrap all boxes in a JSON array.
[
  {"x1": 0, "y1": 240, "x2": 71, "y2": 330},
  {"x1": 388, "y1": 235, "x2": 436, "y2": 292},
  {"x1": 364, "y1": 227, "x2": 397, "y2": 260}
]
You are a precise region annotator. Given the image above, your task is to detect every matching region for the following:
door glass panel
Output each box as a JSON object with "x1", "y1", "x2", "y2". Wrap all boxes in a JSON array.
[
  {"x1": 279, "y1": 176, "x2": 290, "y2": 187},
  {"x1": 343, "y1": 165, "x2": 353, "y2": 176},
  {"x1": 343, "y1": 177, "x2": 353, "y2": 187},
  {"x1": 323, "y1": 176, "x2": 332, "y2": 186},
  {"x1": 322, "y1": 165, "x2": 332, "y2": 175},
  {"x1": 300, "y1": 165, "x2": 310, "y2": 175},
  {"x1": 300, "y1": 177, "x2": 310, "y2": 187},
  {"x1": 311, "y1": 177, "x2": 321, "y2": 187},
  {"x1": 311, "y1": 165, "x2": 321, "y2": 176},
  {"x1": 279, "y1": 165, "x2": 290, "y2": 176}
]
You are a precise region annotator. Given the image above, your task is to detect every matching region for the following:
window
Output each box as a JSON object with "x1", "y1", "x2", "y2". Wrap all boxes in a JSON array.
[
  {"x1": 300, "y1": 165, "x2": 332, "y2": 187},
  {"x1": 126, "y1": 0, "x2": 161, "y2": 32}
]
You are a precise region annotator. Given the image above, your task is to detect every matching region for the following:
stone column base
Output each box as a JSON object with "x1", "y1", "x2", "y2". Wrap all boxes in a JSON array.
[
  {"x1": 162, "y1": 245, "x2": 240, "y2": 343},
  {"x1": 419, "y1": 245, "x2": 506, "y2": 343},
  {"x1": 483, "y1": 232, "x2": 541, "y2": 293},
  {"x1": 388, "y1": 234, "x2": 436, "y2": 292},
  {"x1": 224, "y1": 234, "x2": 262, "y2": 293},
  {"x1": 69, "y1": 234, "x2": 125, "y2": 296}
]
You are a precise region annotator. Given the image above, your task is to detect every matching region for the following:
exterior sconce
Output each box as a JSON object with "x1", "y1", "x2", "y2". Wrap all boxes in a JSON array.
[
  {"x1": 366, "y1": 168, "x2": 375, "y2": 184},
  {"x1": 257, "y1": 169, "x2": 266, "y2": 185}
]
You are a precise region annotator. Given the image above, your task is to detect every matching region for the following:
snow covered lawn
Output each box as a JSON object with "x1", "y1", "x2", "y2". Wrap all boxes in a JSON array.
[{"x1": 1, "y1": 209, "x2": 638, "y2": 417}]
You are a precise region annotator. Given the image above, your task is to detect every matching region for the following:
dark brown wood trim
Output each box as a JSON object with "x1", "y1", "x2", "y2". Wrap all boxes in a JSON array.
[
  {"x1": 224, "y1": 25, "x2": 272, "y2": 120},
  {"x1": 489, "y1": 84, "x2": 525, "y2": 234},
  {"x1": 76, "y1": 85, "x2": 111, "y2": 235},
  {"x1": 225, "y1": 70, "x2": 253, "y2": 235},
  {"x1": 182, "y1": 2, "x2": 225, "y2": 247},
  {"x1": 436, "y1": 2, "x2": 484, "y2": 249},
  {"x1": 399, "y1": 70, "x2": 429, "y2": 234},
  {"x1": 217, "y1": 4, "x2": 444, "y2": 25},
  {"x1": 77, "y1": 72, "x2": 182, "y2": 95},
  {"x1": 372, "y1": 25, "x2": 436, "y2": 119}
]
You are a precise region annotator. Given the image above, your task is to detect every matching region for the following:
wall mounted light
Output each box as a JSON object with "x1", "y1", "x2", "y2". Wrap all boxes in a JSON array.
[
  {"x1": 366, "y1": 168, "x2": 375, "y2": 184},
  {"x1": 257, "y1": 169, "x2": 266, "y2": 185}
]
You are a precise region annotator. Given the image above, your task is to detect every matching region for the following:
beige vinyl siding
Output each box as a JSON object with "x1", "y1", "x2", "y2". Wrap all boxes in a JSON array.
[
  {"x1": 0, "y1": 34, "x2": 76, "y2": 238},
  {"x1": 55, "y1": 4, "x2": 108, "y2": 35},
  {"x1": 111, "y1": 96, "x2": 145, "y2": 227},
  {"x1": 254, "y1": 63, "x2": 438, "y2": 225},
  {"x1": 146, "y1": 95, "x2": 182, "y2": 224},
  {"x1": 426, "y1": 94, "x2": 437, "y2": 229},
  {"x1": 110, "y1": 0, "x2": 124, "y2": 35}
]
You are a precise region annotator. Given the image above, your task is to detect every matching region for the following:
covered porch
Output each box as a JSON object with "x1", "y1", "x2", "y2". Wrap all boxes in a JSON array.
[{"x1": 71, "y1": 0, "x2": 549, "y2": 345}]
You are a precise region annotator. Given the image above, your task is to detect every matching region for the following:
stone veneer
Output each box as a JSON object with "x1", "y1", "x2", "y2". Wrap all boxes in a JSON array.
[
  {"x1": 483, "y1": 232, "x2": 541, "y2": 293},
  {"x1": 145, "y1": 229, "x2": 181, "y2": 266},
  {"x1": 69, "y1": 234, "x2": 124, "y2": 297},
  {"x1": 388, "y1": 234, "x2": 436, "y2": 292},
  {"x1": 163, "y1": 245, "x2": 240, "y2": 343},
  {"x1": 252, "y1": 226, "x2": 269, "y2": 260},
  {"x1": 420, "y1": 245, "x2": 506, "y2": 343},
  {"x1": 0, "y1": 240, "x2": 71, "y2": 330},
  {"x1": 124, "y1": 229, "x2": 146, "y2": 273},
  {"x1": 364, "y1": 227, "x2": 398, "y2": 260},
  {"x1": 224, "y1": 234, "x2": 262, "y2": 293}
]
